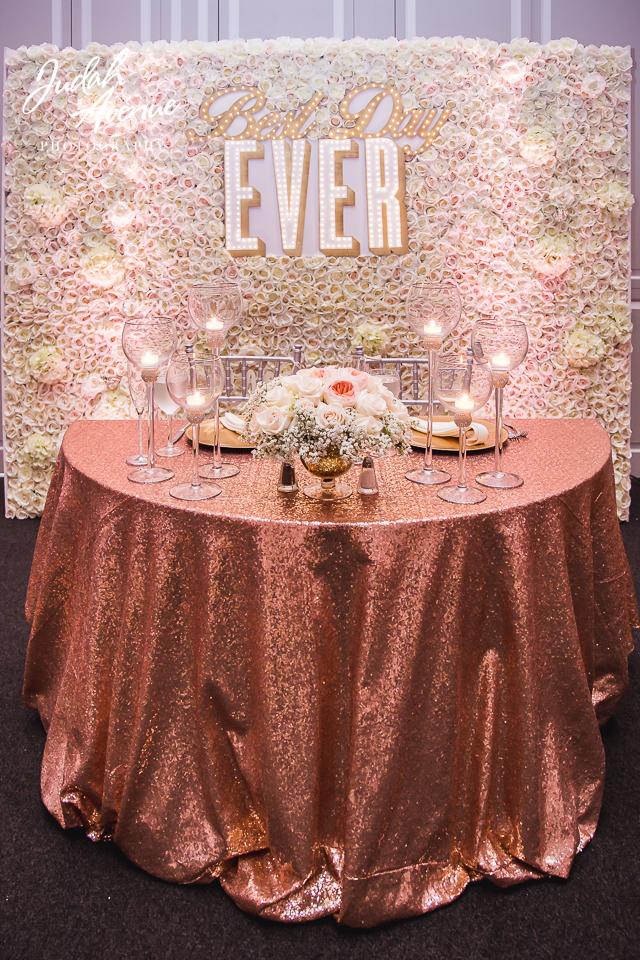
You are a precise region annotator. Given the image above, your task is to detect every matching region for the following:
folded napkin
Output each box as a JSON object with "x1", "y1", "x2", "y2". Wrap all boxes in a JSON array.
[
  {"x1": 220, "y1": 411, "x2": 246, "y2": 433},
  {"x1": 412, "y1": 418, "x2": 489, "y2": 445}
]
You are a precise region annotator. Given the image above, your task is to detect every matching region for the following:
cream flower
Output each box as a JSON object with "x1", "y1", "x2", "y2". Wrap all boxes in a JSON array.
[
  {"x1": 27, "y1": 346, "x2": 67, "y2": 384},
  {"x1": 566, "y1": 325, "x2": 607, "y2": 368},
  {"x1": 8, "y1": 259, "x2": 38, "y2": 286},
  {"x1": 519, "y1": 128, "x2": 556, "y2": 166},
  {"x1": 80, "y1": 242, "x2": 125, "y2": 289},
  {"x1": 23, "y1": 432, "x2": 57, "y2": 463}
]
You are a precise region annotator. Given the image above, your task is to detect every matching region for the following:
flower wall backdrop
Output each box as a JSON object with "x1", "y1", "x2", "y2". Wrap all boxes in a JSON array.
[{"x1": 1, "y1": 37, "x2": 633, "y2": 518}]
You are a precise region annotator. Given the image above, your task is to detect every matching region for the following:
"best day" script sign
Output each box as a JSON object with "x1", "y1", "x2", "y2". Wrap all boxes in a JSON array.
[{"x1": 187, "y1": 84, "x2": 451, "y2": 258}]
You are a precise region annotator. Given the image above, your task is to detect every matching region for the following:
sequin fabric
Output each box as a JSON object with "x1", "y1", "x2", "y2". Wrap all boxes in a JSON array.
[{"x1": 23, "y1": 419, "x2": 638, "y2": 926}]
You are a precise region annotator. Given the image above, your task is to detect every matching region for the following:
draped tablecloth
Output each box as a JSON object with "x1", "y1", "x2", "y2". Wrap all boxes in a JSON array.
[{"x1": 24, "y1": 419, "x2": 637, "y2": 927}]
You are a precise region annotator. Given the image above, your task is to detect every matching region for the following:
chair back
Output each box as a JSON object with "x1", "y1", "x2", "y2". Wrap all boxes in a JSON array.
[
  {"x1": 352, "y1": 346, "x2": 433, "y2": 411},
  {"x1": 221, "y1": 345, "x2": 304, "y2": 403}
]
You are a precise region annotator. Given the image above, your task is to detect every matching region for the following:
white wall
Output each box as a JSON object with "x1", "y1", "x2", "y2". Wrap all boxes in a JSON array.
[{"x1": 2, "y1": 0, "x2": 639, "y2": 474}]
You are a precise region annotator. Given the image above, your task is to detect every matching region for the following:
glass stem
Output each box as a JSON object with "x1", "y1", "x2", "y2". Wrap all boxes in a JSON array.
[
  {"x1": 147, "y1": 380, "x2": 156, "y2": 470},
  {"x1": 213, "y1": 343, "x2": 222, "y2": 469},
  {"x1": 167, "y1": 414, "x2": 174, "y2": 450},
  {"x1": 424, "y1": 347, "x2": 434, "y2": 471},
  {"x1": 137, "y1": 411, "x2": 145, "y2": 458},
  {"x1": 191, "y1": 423, "x2": 201, "y2": 488},
  {"x1": 458, "y1": 424, "x2": 468, "y2": 489},
  {"x1": 494, "y1": 385, "x2": 503, "y2": 475}
]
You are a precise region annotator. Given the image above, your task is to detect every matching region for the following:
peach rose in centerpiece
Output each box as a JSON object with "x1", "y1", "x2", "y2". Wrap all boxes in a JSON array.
[{"x1": 323, "y1": 379, "x2": 357, "y2": 407}]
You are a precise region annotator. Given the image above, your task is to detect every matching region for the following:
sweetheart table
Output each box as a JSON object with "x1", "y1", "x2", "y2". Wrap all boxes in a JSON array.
[{"x1": 24, "y1": 418, "x2": 637, "y2": 926}]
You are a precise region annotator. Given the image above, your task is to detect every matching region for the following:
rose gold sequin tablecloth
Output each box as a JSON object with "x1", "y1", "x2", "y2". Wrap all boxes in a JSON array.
[{"x1": 24, "y1": 419, "x2": 637, "y2": 927}]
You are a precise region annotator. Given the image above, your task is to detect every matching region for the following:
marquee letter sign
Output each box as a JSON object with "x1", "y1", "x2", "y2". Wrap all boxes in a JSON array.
[{"x1": 187, "y1": 84, "x2": 451, "y2": 258}]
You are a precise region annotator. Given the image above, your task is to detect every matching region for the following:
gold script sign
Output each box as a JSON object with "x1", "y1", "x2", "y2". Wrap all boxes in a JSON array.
[
  {"x1": 186, "y1": 84, "x2": 452, "y2": 257},
  {"x1": 187, "y1": 83, "x2": 452, "y2": 158}
]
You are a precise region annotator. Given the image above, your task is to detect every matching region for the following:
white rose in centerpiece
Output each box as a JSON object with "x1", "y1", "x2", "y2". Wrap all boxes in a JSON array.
[
  {"x1": 315, "y1": 402, "x2": 349, "y2": 429},
  {"x1": 263, "y1": 384, "x2": 294, "y2": 408},
  {"x1": 284, "y1": 368, "x2": 327, "y2": 399},
  {"x1": 254, "y1": 407, "x2": 291, "y2": 435},
  {"x1": 355, "y1": 389, "x2": 388, "y2": 418}
]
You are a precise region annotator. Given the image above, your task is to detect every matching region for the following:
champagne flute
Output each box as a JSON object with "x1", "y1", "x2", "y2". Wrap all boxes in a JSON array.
[
  {"x1": 126, "y1": 363, "x2": 148, "y2": 466},
  {"x1": 187, "y1": 282, "x2": 243, "y2": 480},
  {"x1": 433, "y1": 358, "x2": 493, "y2": 504},
  {"x1": 405, "y1": 281, "x2": 460, "y2": 485},
  {"x1": 121, "y1": 317, "x2": 177, "y2": 484},
  {"x1": 471, "y1": 319, "x2": 529, "y2": 489},
  {"x1": 165, "y1": 354, "x2": 224, "y2": 501}
]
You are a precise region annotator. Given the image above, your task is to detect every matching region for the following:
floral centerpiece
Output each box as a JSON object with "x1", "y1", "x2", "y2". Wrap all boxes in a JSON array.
[{"x1": 243, "y1": 366, "x2": 411, "y2": 500}]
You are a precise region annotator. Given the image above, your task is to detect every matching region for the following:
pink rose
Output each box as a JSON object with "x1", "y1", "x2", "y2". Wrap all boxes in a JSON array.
[{"x1": 324, "y1": 379, "x2": 356, "y2": 407}]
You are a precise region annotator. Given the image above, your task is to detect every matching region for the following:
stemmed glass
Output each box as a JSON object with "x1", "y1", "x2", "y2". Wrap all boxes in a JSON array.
[
  {"x1": 405, "y1": 281, "x2": 460, "y2": 485},
  {"x1": 121, "y1": 317, "x2": 177, "y2": 484},
  {"x1": 433, "y1": 358, "x2": 493, "y2": 504},
  {"x1": 165, "y1": 354, "x2": 225, "y2": 501},
  {"x1": 126, "y1": 363, "x2": 148, "y2": 466},
  {"x1": 155, "y1": 372, "x2": 185, "y2": 459},
  {"x1": 187, "y1": 282, "x2": 243, "y2": 480},
  {"x1": 471, "y1": 319, "x2": 529, "y2": 489}
]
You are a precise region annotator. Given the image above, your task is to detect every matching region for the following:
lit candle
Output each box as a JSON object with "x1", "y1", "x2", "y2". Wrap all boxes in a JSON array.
[
  {"x1": 205, "y1": 315, "x2": 224, "y2": 332},
  {"x1": 186, "y1": 390, "x2": 207, "y2": 409},
  {"x1": 423, "y1": 320, "x2": 443, "y2": 337},
  {"x1": 140, "y1": 350, "x2": 159, "y2": 368},
  {"x1": 454, "y1": 392, "x2": 475, "y2": 412},
  {"x1": 490, "y1": 351, "x2": 510, "y2": 371}
]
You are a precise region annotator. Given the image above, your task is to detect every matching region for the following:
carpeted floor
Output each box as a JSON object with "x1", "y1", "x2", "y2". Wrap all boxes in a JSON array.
[{"x1": 1, "y1": 483, "x2": 639, "y2": 960}]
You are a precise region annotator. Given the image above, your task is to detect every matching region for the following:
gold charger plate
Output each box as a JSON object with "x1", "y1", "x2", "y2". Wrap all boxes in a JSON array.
[
  {"x1": 186, "y1": 420, "x2": 254, "y2": 450},
  {"x1": 411, "y1": 417, "x2": 507, "y2": 454}
]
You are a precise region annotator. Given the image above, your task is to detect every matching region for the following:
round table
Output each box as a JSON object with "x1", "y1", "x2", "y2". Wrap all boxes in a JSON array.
[{"x1": 24, "y1": 419, "x2": 637, "y2": 927}]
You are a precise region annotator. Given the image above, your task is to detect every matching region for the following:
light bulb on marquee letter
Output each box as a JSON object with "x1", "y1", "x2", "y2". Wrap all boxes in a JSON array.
[
  {"x1": 224, "y1": 139, "x2": 265, "y2": 257},
  {"x1": 318, "y1": 138, "x2": 360, "y2": 257},
  {"x1": 272, "y1": 139, "x2": 311, "y2": 257},
  {"x1": 364, "y1": 138, "x2": 408, "y2": 255}
]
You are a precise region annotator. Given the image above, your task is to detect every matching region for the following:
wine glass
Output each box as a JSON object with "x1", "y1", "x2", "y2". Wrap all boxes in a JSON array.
[
  {"x1": 155, "y1": 374, "x2": 185, "y2": 459},
  {"x1": 471, "y1": 319, "x2": 529, "y2": 489},
  {"x1": 187, "y1": 282, "x2": 243, "y2": 480},
  {"x1": 126, "y1": 363, "x2": 148, "y2": 466},
  {"x1": 121, "y1": 317, "x2": 177, "y2": 484},
  {"x1": 165, "y1": 354, "x2": 225, "y2": 501},
  {"x1": 433, "y1": 358, "x2": 493, "y2": 504},
  {"x1": 405, "y1": 281, "x2": 460, "y2": 485}
]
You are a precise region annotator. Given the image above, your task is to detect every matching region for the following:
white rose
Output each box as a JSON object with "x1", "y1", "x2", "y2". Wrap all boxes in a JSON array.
[
  {"x1": 290, "y1": 369, "x2": 327, "y2": 399},
  {"x1": 315, "y1": 402, "x2": 349, "y2": 429},
  {"x1": 355, "y1": 389, "x2": 387, "y2": 418},
  {"x1": 263, "y1": 384, "x2": 293, "y2": 408},
  {"x1": 254, "y1": 407, "x2": 291, "y2": 435}
]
